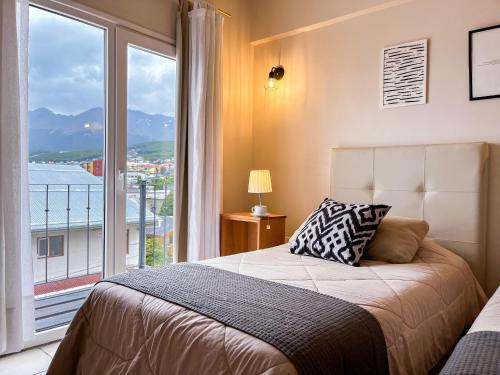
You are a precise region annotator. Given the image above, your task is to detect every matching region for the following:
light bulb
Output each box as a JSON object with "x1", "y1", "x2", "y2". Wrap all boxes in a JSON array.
[{"x1": 265, "y1": 77, "x2": 276, "y2": 90}]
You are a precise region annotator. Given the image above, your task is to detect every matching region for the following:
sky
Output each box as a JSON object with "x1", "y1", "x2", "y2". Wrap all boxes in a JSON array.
[{"x1": 28, "y1": 6, "x2": 176, "y2": 116}]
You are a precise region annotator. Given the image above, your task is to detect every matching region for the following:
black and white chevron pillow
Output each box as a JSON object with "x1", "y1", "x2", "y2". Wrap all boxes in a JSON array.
[{"x1": 290, "y1": 199, "x2": 391, "y2": 266}]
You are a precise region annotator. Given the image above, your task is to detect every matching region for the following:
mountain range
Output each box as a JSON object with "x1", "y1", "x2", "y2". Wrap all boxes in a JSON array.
[{"x1": 29, "y1": 107, "x2": 174, "y2": 154}]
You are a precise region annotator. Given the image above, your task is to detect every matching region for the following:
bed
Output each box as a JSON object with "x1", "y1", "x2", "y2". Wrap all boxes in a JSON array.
[
  {"x1": 47, "y1": 143, "x2": 489, "y2": 375},
  {"x1": 440, "y1": 287, "x2": 500, "y2": 374}
]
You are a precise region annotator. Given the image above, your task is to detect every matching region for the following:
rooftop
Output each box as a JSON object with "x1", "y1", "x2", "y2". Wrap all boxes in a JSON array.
[{"x1": 29, "y1": 163, "x2": 154, "y2": 231}]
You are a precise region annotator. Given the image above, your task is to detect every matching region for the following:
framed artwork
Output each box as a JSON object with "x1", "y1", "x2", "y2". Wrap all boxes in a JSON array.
[
  {"x1": 469, "y1": 24, "x2": 500, "y2": 100},
  {"x1": 381, "y1": 39, "x2": 427, "y2": 108}
]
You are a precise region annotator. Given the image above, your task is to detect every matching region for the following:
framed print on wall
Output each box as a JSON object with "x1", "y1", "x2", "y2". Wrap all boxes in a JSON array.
[
  {"x1": 381, "y1": 39, "x2": 428, "y2": 108},
  {"x1": 469, "y1": 24, "x2": 500, "y2": 101}
]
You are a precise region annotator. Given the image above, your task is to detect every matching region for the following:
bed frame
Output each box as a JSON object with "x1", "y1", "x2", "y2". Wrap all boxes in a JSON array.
[{"x1": 331, "y1": 143, "x2": 489, "y2": 285}]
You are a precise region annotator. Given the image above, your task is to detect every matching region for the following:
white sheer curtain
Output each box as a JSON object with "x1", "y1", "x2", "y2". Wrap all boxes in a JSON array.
[
  {"x1": 175, "y1": 0, "x2": 223, "y2": 262},
  {"x1": 0, "y1": 0, "x2": 34, "y2": 355}
]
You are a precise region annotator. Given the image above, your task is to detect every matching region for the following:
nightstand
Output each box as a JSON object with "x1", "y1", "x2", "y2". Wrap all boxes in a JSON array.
[{"x1": 220, "y1": 212, "x2": 287, "y2": 256}]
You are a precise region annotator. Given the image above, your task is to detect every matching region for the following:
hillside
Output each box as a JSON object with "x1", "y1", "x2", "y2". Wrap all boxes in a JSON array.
[
  {"x1": 29, "y1": 107, "x2": 175, "y2": 154},
  {"x1": 128, "y1": 141, "x2": 175, "y2": 161},
  {"x1": 30, "y1": 141, "x2": 175, "y2": 163},
  {"x1": 30, "y1": 149, "x2": 102, "y2": 163}
]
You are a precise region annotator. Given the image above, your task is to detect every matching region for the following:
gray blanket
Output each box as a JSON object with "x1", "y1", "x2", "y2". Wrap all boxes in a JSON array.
[
  {"x1": 440, "y1": 331, "x2": 500, "y2": 375},
  {"x1": 106, "y1": 263, "x2": 388, "y2": 375}
]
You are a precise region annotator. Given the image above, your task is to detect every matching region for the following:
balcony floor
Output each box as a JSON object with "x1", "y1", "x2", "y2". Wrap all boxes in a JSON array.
[{"x1": 35, "y1": 287, "x2": 92, "y2": 332}]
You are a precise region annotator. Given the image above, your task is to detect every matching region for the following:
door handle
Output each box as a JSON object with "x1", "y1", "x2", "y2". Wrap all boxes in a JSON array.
[{"x1": 118, "y1": 169, "x2": 126, "y2": 191}]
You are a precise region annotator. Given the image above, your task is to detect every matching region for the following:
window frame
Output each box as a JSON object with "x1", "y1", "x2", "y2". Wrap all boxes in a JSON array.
[
  {"x1": 114, "y1": 26, "x2": 176, "y2": 274},
  {"x1": 37, "y1": 235, "x2": 65, "y2": 258},
  {"x1": 29, "y1": 0, "x2": 116, "y2": 278},
  {"x1": 49, "y1": 235, "x2": 65, "y2": 257},
  {"x1": 37, "y1": 237, "x2": 48, "y2": 258}
]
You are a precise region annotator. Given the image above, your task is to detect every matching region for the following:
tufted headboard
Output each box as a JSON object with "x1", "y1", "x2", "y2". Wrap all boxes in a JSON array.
[{"x1": 330, "y1": 143, "x2": 489, "y2": 285}]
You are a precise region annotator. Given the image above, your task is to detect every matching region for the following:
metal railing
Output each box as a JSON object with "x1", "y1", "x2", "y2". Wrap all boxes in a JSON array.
[
  {"x1": 30, "y1": 183, "x2": 103, "y2": 285},
  {"x1": 31, "y1": 181, "x2": 174, "y2": 287},
  {"x1": 136, "y1": 180, "x2": 174, "y2": 268}
]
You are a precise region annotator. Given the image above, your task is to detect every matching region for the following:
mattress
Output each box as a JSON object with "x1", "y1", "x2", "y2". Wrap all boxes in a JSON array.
[{"x1": 48, "y1": 239, "x2": 486, "y2": 375}]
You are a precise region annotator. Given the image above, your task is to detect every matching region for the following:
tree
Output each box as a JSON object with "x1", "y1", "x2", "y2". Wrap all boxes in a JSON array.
[
  {"x1": 145, "y1": 234, "x2": 173, "y2": 266},
  {"x1": 146, "y1": 236, "x2": 164, "y2": 266},
  {"x1": 159, "y1": 192, "x2": 174, "y2": 217}
]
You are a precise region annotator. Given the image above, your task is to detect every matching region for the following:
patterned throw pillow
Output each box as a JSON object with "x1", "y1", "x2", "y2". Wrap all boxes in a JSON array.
[{"x1": 290, "y1": 199, "x2": 391, "y2": 266}]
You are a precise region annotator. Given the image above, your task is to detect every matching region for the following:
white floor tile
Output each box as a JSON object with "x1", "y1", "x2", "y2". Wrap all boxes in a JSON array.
[
  {"x1": 0, "y1": 348, "x2": 51, "y2": 375},
  {"x1": 39, "y1": 341, "x2": 60, "y2": 358}
]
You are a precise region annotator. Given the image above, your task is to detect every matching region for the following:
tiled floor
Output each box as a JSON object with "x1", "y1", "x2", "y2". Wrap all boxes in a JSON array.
[{"x1": 0, "y1": 341, "x2": 60, "y2": 375}]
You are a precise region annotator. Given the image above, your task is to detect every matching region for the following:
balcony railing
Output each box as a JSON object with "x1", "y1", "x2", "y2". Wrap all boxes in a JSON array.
[
  {"x1": 125, "y1": 180, "x2": 174, "y2": 268},
  {"x1": 30, "y1": 181, "x2": 173, "y2": 292}
]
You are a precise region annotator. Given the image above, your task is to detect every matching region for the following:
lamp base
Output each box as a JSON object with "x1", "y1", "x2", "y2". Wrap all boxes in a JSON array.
[{"x1": 251, "y1": 205, "x2": 268, "y2": 217}]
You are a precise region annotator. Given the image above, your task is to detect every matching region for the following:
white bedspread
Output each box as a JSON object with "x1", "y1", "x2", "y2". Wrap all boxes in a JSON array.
[
  {"x1": 202, "y1": 239, "x2": 486, "y2": 374},
  {"x1": 49, "y1": 239, "x2": 486, "y2": 375}
]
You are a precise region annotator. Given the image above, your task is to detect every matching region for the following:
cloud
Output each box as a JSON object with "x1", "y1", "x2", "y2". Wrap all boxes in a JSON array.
[
  {"x1": 128, "y1": 47, "x2": 176, "y2": 116},
  {"x1": 29, "y1": 6, "x2": 176, "y2": 116}
]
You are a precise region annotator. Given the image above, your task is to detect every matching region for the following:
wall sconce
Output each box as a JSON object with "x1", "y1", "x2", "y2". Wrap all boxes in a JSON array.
[{"x1": 265, "y1": 65, "x2": 285, "y2": 90}]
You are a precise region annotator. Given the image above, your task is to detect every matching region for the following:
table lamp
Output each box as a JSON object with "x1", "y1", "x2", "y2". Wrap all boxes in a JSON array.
[{"x1": 248, "y1": 170, "x2": 272, "y2": 216}]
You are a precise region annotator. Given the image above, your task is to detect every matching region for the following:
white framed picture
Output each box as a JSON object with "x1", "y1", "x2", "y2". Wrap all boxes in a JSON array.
[
  {"x1": 469, "y1": 24, "x2": 500, "y2": 100},
  {"x1": 381, "y1": 39, "x2": 427, "y2": 108}
]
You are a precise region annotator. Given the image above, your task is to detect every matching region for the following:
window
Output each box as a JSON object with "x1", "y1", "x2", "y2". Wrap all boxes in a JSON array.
[
  {"x1": 50, "y1": 235, "x2": 64, "y2": 257},
  {"x1": 37, "y1": 238, "x2": 48, "y2": 258},
  {"x1": 116, "y1": 27, "x2": 176, "y2": 269},
  {"x1": 37, "y1": 235, "x2": 64, "y2": 258},
  {"x1": 126, "y1": 45, "x2": 175, "y2": 267},
  {"x1": 28, "y1": 0, "x2": 176, "y2": 335},
  {"x1": 29, "y1": 5, "x2": 105, "y2": 280}
]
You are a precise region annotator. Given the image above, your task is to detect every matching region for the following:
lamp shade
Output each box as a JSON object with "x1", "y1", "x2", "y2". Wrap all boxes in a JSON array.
[{"x1": 248, "y1": 170, "x2": 272, "y2": 193}]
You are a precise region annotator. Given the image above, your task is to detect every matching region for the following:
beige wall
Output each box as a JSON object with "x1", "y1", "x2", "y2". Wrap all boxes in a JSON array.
[
  {"x1": 73, "y1": 0, "x2": 178, "y2": 39},
  {"x1": 250, "y1": 0, "x2": 395, "y2": 42},
  {"x1": 250, "y1": 0, "x2": 500, "y2": 294},
  {"x1": 214, "y1": 0, "x2": 254, "y2": 212}
]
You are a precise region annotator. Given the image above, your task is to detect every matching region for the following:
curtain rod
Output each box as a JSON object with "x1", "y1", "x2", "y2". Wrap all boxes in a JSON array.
[
  {"x1": 187, "y1": 1, "x2": 231, "y2": 18},
  {"x1": 217, "y1": 8, "x2": 232, "y2": 18}
]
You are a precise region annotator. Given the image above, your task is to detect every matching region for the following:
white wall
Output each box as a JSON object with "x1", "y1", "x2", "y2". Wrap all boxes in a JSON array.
[
  {"x1": 250, "y1": 0, "x2": 500, "y2": 294},
  {"x1": 32, "y1": 226, "x2": 140, "y2": 284},
  {"x1": 32, "y1": 229, "x2": 103, "y2": 283}
]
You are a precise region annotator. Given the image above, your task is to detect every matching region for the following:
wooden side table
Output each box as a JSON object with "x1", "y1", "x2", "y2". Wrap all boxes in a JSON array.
[{"x1": 220, "y1": 212, "x2": 287, "y2": 256}]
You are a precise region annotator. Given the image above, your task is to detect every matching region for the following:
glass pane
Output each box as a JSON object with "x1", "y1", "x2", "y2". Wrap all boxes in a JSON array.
[
  {"x1": 28, "y1": 6, "x2": 106, "y2": 331},
  {"x1": 38, "y1": 238, "x2": 48, "y2": 258},
  {"x1": 126, "y1": 45, "x2": 176, "y2": 269},
  {"x1": 50, "y1": 235, "x2": 64, "y2": 257}
]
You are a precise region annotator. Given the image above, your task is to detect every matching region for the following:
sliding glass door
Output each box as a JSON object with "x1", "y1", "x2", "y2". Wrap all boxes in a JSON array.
[
  {"x1": 28, "y1": 5, "x2": 109, "y2": 333},
  {"x1": 27, "y1": 1, "x2": 176, "y2": 340},
  {"x1": 115, "y1": 28, "x2": 176, "y2": 274}
]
